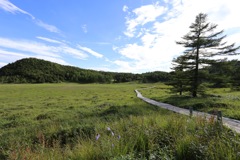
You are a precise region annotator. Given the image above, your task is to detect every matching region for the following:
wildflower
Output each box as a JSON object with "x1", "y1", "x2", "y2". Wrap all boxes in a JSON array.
[
  {"x1": 96, "y1": 133, "x2": 100, "y2": 141},
  {"x1": 107, "y1": 127, "x2": 111, "y2": 131},
  {"x1": 118, "y1": 135, "x2": 121, "y2": 140}
]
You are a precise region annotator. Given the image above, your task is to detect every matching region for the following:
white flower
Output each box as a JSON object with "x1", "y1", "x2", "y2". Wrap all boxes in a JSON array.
[{"x1": 96, "y1": 133, "x2": 100, "y2": 140}]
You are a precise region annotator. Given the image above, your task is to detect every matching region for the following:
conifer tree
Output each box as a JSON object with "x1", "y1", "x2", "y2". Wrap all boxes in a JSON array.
[
  {"x1": 170, "y1": 55, "x2": 191, "y2": 95},
  {"x1": 176, "y1": 13, "x2": 239, "y2": 97}
]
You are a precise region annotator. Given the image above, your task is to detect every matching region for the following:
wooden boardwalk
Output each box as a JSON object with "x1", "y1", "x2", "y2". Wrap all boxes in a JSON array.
[{"x1": 135, "y1": 89, "x2": 240, "y2": 133}]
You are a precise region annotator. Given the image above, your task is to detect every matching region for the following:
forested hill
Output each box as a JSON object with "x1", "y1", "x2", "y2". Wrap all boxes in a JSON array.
[{"x1": 0, "y1": 58, "x2": 171, "y2": 83}]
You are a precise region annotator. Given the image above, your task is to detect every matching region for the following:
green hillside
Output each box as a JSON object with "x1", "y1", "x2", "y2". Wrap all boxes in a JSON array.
[
  {"x1": 0, "y1": 58, "x2": 110, "y2": 83},
  {"x1": 0, "y1": 58, "x2": 170, "y2": 83}
]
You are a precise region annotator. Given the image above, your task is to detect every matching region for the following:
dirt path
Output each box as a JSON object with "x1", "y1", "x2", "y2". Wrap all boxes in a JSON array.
[{"x1": 135, "y1": 89, "x2": 240, "y2": 133}]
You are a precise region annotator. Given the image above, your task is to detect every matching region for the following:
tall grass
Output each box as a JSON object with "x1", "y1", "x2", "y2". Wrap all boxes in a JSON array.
[
  {"x1": 140, "y1": 83, "x2": 240, "y2": 120},
  {"x1": 0, "y1": 83, "x2": 239, "y2": 159}
]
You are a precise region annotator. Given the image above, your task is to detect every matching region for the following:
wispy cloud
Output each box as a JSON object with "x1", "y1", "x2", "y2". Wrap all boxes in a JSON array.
[
  {"x1": 81, "y1": 24, "x2": 88, "y2": 33},
  {"x1": 78, "y1": 45, "x2": 103, "y2": 58},
  {"x1": 36, "y1": 36, "x2": 63, "y2": 44},
  {"x1": 0, "y1": 48, "x2": 31, "y2": 67},
  {"x1": 34, "y1": 20, "x2": 61, "y2": 34},
  {"x1": 0, "y1": 0, "x2": 61, "y2": 34},
  {"x1": 0, "y1": 48, "x2": 70, "y2": 67},
  {"x1": 0, "y1": 0, "x2": 35, "y2": 19},
  {"x1": 0, "y1": 37, "x2": 61, "y2": 57},
  {"x1": 79, "y1": 41, "x2": 111, "y2": 46},
  {"x1": 0, "y1": 48, "x2": 28, "y2": 58},
  {"x1": 34, "y1": 55, "x2": 70, "y2": 66},
  {"x1": 0, "y1": 37, "x2": 88, "y2": 63},
  {"x1": 0, "y1": 36, "x2": 106, "y2": 68},
  {"x1": 0, "y1": 48, "x2": 28, "y2": 65},
  {"x1": 61, "y1": 46, "x2": 88, "y2": 60}
]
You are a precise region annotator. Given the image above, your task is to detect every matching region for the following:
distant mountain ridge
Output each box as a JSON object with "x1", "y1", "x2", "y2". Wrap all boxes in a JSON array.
[{"x1": 0, "y1": 58, "x2": 171, "y2": 83}]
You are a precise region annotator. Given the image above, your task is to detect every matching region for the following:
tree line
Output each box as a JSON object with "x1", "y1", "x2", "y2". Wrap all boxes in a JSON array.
[{"x1": 0, "y1": 58, "x2": 170, "y2": 84}]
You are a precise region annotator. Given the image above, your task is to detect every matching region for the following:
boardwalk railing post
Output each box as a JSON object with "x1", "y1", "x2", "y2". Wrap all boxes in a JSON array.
[
  {"x1": 189, "y1": 107, "x2": 193, "y2": 118},
  {"x1": 217, "y1": 111, "x2": 222, "y2": 123},
  {"x1": 217, "y1": 111, "x2": 223, "y2": 131}
]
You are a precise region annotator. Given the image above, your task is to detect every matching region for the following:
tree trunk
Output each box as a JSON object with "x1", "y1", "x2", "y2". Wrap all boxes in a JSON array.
[
  {"x1": 192, "y1": 47, "x2": 200, "y2": 97},
  {"x1": 179, "y1": 83, "x2": 183, "y2": 95},
  {"x1": 179, "y1": 90, "x2": 182, "y2": 96}
]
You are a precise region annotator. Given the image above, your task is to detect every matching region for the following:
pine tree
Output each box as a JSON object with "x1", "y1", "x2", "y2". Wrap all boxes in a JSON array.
[
  {"x1": 176, "y1": 13, "x2": 239, "y2": 97},
  {"x1": 170, "y1": 55, "x2": 191, "y2": 95},
  {"x1": 207, "y1": 59, "x2": 233, "y2": 87}
]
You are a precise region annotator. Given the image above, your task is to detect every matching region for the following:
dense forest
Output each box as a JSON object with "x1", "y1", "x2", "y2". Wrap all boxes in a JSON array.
[{"x1": 0, "y1": 58, "x2": 170, "y2": 83}]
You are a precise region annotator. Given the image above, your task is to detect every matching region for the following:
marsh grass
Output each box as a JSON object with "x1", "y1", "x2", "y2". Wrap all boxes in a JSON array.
[
  {"x1": 0, "y1": 83, "x2": 240, "y2": 159},
  {"x1": 140, "y1": 83, "x2": 240, "y2": 120}
]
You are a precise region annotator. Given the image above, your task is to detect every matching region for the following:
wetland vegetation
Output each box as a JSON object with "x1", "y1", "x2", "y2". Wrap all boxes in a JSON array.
[{"x1": 0, "y1": 83, "x2": 240, "y2": 159}]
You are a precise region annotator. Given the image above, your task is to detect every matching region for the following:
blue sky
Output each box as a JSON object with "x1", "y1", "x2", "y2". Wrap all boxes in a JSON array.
[{"x1": 0, "y1": 0, "x2": 240, "y2": 73}]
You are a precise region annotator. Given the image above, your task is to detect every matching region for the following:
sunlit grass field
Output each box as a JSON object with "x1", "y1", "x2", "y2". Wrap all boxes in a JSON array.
[
  {"x1": 0, "y1": 83, "x2": 240, "y2": 159},
  {"x1": 140, "y1": 83, "x2": 240, "y2": 120}
]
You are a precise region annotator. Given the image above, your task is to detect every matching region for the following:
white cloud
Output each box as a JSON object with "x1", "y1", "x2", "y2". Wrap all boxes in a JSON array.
[
  {"x1": 113, "y1": 60, "x2": 133, "y2": 72},
  {"x1": 0, "y1": 48, "x2": 29, "y2": 58},
  {"x1": 0, "y1": 0, "x2": 35, "y2": 19},
  {"x1": 0, "y1": 48, "x2": 29, "y2": 65},
  {"x1": 123, "y1": 5, "x2": 128, "y2": 12},
  {"x1": 124, "y1": 2, "x2": 167, "y2": 37},
  {"x1": 34, "y1": 55, "x2": 70, "y2": 66},
  {"x1": 0, "y1": 0, "x2": 61, "y2": 34},
  {"x1": 61, "y1": 46, "x2": 88, "y2": 60},
  {"x1": 0, "y1": 37, "x2": 89, "y2": 61},
  {"x1": 0, "y1": 37, "x2": 61, "y2": 57},
  {"x1": 35, "y1": 20, "x2": 61, "y2": 34},
  {"x1": 226, "y1": 32, "x2": 240, "y2": 45},
  {"x1": 0, "y1": 48, "x2": 70, "y2": 67},
  {"x1": 36, "y1": 36, "x2": 63, "y2": 44},
  {"x1": 116, "y1": 0, "x2": 240, "y2": 72},
  {"x1": 78, "y1": 45, "x2": 103, "y2": 58}
]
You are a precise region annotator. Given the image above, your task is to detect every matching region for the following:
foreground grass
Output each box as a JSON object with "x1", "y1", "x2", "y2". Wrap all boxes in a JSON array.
[
  {"x1": 0, "y1": 83, "x2": 240, "y2": 159},
  {"x1": 140, "y1": 83, "x2": 240, "y2": 120}
]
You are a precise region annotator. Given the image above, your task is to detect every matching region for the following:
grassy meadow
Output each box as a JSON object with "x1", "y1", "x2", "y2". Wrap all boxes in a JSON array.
[
  {"x1": 140, "y1": 83, "x2": 240, "y2": 120},
  {"x1": 0, "y1": 83, "x2": 240, "y2": 159}
]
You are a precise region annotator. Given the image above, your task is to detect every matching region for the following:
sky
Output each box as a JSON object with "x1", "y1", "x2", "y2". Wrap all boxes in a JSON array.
[{"x1": 0, "y1": 0, "x2": 240, "y2": 73}]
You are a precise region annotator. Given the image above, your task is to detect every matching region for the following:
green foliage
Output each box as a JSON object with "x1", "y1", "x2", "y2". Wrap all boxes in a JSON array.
[
  {"x1": 205, "y1": 60, "x2": 237, "y2": 88},
  {"x1": 141, "y1": 71, "x2": 171, "y2": 83},
  {"x1": 169, "y1": 55, "x2": 193, "y2": 95},
  {"x1": 0, "y1": 58, "x2": 113, "y2": 83},
  {"x1": 230, "y1": 61, "x2": 240, "y2": 90},
  {"x1": 0, "y1": 58, "x2": 170, "y2": 84},
  {"x1": 0, "y1": 83, "x2": 239, "y2": 159}
]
